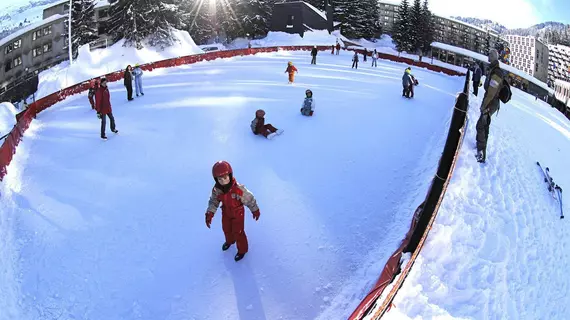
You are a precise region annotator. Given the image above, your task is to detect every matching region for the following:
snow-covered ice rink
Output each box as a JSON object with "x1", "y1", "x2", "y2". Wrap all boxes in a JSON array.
[{"x1": 0, "y1": 50, "x2": 463, "y2": 320}]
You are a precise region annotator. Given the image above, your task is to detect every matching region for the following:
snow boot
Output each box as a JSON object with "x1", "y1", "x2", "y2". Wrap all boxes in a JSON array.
[
  {"x1": 476, "y1": 149, "x2": 486, "y2": 163},
  {"x1": 267, "y1": 132, "x2": 277, "y2": 140},
  {"x1": 234, "y1": 253, "x2": 246, "y2": 262},
  {"x1": 112, "y1": 129, "x2": 119, "y2": 134},
  {"x1": 101, "y1": 136, "x2": 108, "y2": 140},
  {"x1": 222, "y1": 242, "x2": 233, "y2": 251}
]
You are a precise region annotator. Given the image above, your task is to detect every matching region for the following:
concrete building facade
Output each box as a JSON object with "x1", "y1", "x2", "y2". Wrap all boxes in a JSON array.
[
  {"x1": 504, "y1": 34, "x2": 549, "y2": 83},
  {"x1": 547, "y1": 44, "x2": 570, "y2": 86},
  {"x1": 378, "y1": 0, "x2": 505, "y2": 55},
  {"x1": 0, "y1": 0, "x2": 113, "y2": 98}
]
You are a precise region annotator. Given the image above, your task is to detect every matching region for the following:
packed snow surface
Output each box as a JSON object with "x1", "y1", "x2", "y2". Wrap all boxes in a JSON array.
[
  {"x1": 0, "y1": 50, "x2": 463, "y2": 319},
  {"x1": 34, "y1": 29, "x2": 203, "y2": 100},
  {"x1": 384, "y1": 82, "x2": 570, "y2": 318}
]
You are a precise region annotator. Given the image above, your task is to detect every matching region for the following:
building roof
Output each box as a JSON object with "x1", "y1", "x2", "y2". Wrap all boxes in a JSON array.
[
  {"x1": 431, "y1": 41, "x2": 554, "y2": 94},
  {"x1": 303, "y1": 2, "x2": 327, "y2": 21},
  {"x1": 0, "y1": 13, "x2": 66, "y2": 48}
]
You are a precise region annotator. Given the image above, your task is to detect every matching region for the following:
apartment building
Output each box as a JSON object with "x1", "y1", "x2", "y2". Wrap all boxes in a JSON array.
[
  {"x1": 378, "y1": 0, "x2": 504, "y2": 55},
  {"x1": 504, "y1": 35, "x2": 549, "y2": 82},
  {"x1": 547, "y1": 44, "x2": 570, "y2": 86},
  {"x1": 0, "y1": 0, "x2": 113, "y2": 97}
]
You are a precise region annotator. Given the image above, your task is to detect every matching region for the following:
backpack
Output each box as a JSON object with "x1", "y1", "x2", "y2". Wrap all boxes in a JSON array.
[{"x1": 498, "y1": 79, "x2": 511, "y2": 104}]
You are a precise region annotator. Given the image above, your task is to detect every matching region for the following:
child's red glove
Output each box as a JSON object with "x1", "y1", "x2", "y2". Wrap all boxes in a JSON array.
[
  {"x1": 205, "y1": 212, "x2": 214, "y2": 228},
  {"x1": 252, "y1": 210, "x2": 260, "y2": 221}
]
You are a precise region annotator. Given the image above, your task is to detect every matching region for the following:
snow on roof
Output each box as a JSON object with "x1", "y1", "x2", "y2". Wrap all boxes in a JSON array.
[
  {"x1": 0, "y1": 13, "x2": 66, "y2": 48},
  {"x1": 378, "y1": 0, "x2": 401, "y2": 6},
  {"x1": 95, "y1": 0, "x2": 111, "y2": 9},
  {"x1": 303, "y1": 2, "x2": 328, "y2": 21},
  {"x1": 431, "y1": 41, "x2": 554, "y2": 94}
]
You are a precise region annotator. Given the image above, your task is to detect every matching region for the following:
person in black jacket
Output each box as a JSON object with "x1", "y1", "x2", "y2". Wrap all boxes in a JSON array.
[
  {"x1": 124, "y1": 65, "x2": 134, "y2": 101},
  {"x1": 311, "y1": 46, "x2": 318, "y2": 65},
  {"x1": 472, "y1": 62, "x2": 483, "y2": 96}
]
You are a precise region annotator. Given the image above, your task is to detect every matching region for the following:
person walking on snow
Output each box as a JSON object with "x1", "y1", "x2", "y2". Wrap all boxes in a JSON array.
[
  {"x1": 476, "y1": 49, "x2": 505, "y2": 163},
  {"x1": 402, "y1": 67, "x2": 414, "y2": 98},
  {"x1": 352, "y1": 52, "x2": 359, "y2": 69},
  {"x1": 363, "y1": 48, "x2": 368, "y2": 62},
  {"x1": 94, "y1": 77, "x2": 118, "y2": 140},
  {"x1": 331, "y1": 45, "x2": 335, "y2": 54},
  {"x1": 124, "y1": 65, "x2": 134, "y2": 101},
  {"x1": 472, "y1": 62, "x2": 483, "y2": 96},
  {"x1": 300, "y1": 89, "x2": 315, "y2": 116},
  {"x1": 371, "y1": 49, "x2": 378, "y2": 67},
  {"x1": 206, "y1": 161, "x2": 260, "y2": 262},
  {"x1": 285, "y1": 61, "x2": 298, "y2": 84},
  {"x1": 311, "y1": 46, "x2": 318, "y2": 65},
  {"x1": 133, "y1": 64, "x2": 144, "y2": 97},
  {"x1": 335, "y1": 42, "x2": 341, "y2": 55},
  {"x1": 88, "y1": 79, "x2": 99, "y2": 110},
  {"x1": 251, "y1": 109, "x2": 283, "y2": 139}
]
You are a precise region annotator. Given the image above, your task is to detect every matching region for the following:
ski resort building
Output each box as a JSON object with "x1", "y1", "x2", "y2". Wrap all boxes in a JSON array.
[
  {"x1": 547, "y1": 44, "x2": 570, "y2": 86},
  {"x1": 0, "y1": 0, "x2": 113, "y2": 102},
  {"x1": 378, "y1": 0, "x2": 506, "y2": 55},
  {"x1": 270, "y1": 1, "x2": 336, "y2": 37},
  {"x1": 503, "y1": 35, "x2": 549, "y2": 83}
]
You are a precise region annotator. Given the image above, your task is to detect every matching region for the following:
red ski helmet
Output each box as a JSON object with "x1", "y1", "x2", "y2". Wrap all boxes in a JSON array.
[
  {"x1": 212, "y1": 161, "x2": 232, "y2": 178},
  {"x1": 256, "y1": 109, "x2": 265, "y2": 118}
]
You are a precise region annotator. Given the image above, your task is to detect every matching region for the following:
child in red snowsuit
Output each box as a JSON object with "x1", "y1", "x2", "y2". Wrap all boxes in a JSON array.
[
  {"x1": 205, "y1": 161, "x2": 260, "y2": 262},
  {"x1": 285, "y1": 61, "x2": 298, "y2": 83},
  {"x1": 251, "y1": 109, "x2": 283, "y2": 139}
]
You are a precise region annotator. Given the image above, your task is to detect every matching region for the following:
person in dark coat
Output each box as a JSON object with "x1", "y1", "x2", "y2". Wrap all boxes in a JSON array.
[
  {"x1": 94, "y1": 77, "x2": 118, "y2": 140},
  {"x1": 363, "y1": 48, "x2": 367, "y2": 62},
  {"x1": 352, "y1": 52, "x2": 359, "y2": 69},
  {"x1": 311, "y1": 46, "x2": 318, "y2": 65},
  {"x1": 402, "y1": 67, "x2": 414, "y2": 98},
  {"x1": 472, "y1": 63, "x2": 483, "y2": 96},
  {"x1": 124, "y1": 65, "x2": 134, "y2": 101}
]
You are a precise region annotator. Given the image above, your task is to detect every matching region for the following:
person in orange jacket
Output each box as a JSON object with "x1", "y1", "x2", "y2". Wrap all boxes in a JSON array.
[
  {"x1": 285, "y1": 61, "x2": 298, "y2": 84},
  {"x1": 205, "y1": 161, "x2": 260, "y2": 262}
]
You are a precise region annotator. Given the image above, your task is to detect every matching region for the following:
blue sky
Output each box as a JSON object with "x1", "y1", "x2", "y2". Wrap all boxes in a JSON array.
[{"x1": 427, "y1": 0, "x2": 570, "y2": 29}]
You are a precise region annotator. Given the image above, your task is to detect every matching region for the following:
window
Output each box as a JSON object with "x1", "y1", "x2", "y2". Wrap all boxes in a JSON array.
[
  {"x1": 43, "y1": 42, "x2": 52, "y2": 53},
  {"x1": 33, "y1": 46, "x2": 43, "y2": 57},
  {"x1": 43, "y1": 25, "x2": 52, "y2": 36},
  {"x1": 98, "y1": 9, "x2": 109, "y2": 19},
  {"x1": 13, "y1": 56, "x2": 22, "y2": 67}
]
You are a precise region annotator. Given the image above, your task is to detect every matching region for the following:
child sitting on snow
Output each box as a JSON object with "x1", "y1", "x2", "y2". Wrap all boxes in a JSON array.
[
  {"x1": 251, "y1": 109, "x2": 284, "y2": 139},
  {"x1": 285, "y1": 61, "x2": 298, "y2": 84},
  {"x1": 300, "y1": 89, "x2": 315, "y2": 116}
]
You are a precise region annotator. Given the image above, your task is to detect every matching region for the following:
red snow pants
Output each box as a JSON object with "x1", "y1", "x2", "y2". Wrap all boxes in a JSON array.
[
  {"x1": 222, "y1": 213, "x2": 248, "y2": 254},
  {"x1": 260, "y1": 124, "x2": 277, "y2": 137}
]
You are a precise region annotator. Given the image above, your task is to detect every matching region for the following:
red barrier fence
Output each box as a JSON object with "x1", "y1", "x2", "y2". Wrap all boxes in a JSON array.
[{"x1": 0, "y1": 44, "x2": 466, "y2": 319}]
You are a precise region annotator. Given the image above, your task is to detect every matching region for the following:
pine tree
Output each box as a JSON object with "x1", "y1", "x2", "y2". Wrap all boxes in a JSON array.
[
  {"x1": 235, "y1": 0, "x2": 277, "y2": 39},
  {"x1": 409, "y1": 0, "x2": 422, "y2": 53},
  {"x1": 419, "y1": 0, "x2": 434, "y2": 56},
  {"x1": 70, "y1": 0, "x2": 98, "y2": 57},
  {"x1": 392, "y1": 0, "x2": 412, "y2": 53},
  {"x1": 184, "y1": 0, "x2": 216, "y2": 44},
  {"x1": 108, "y1": 0, "x2": 185, "y2": 49}
]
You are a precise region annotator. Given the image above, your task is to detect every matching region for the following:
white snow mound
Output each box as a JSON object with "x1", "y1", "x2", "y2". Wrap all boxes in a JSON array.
[
  {"x1": 34, "y1": 29, "x2": 204, "y2": 100},
  {"x1": 0, "y1": 102, "x2": 17, "y2": 137}
]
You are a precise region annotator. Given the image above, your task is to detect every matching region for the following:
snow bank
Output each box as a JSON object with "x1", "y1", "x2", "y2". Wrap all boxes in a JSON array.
[
  {"x1": 0, "y1": 102, "x2": 17, "y2": 138},
  {"x1": 34, "y1": 29, "x2": 204, "y2": 100}
]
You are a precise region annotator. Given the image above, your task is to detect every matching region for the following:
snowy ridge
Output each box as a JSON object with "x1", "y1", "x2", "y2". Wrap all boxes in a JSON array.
[
  {"x1": 0, "y1": 102, "x2": 18, "y2": 138},
  {"x1": 385, "y1": 82, "x2": 570, "y2": 319}
]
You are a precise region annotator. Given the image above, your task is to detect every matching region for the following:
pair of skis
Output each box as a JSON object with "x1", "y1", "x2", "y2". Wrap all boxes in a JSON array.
[{"x1": 537, "y1": 161, "x2": 564, "y2": 219}]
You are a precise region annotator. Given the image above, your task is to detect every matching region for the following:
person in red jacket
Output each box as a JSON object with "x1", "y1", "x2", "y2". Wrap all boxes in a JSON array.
[
  {"x1": 94, "y1": 77, "x2": 118, "y2": 140},
  {"x1": 205, "y1": 161, "x2": 260, "y2": 262},
  {"x1": 250, "y1": 109, "x2": 283, "y2": 139}
]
